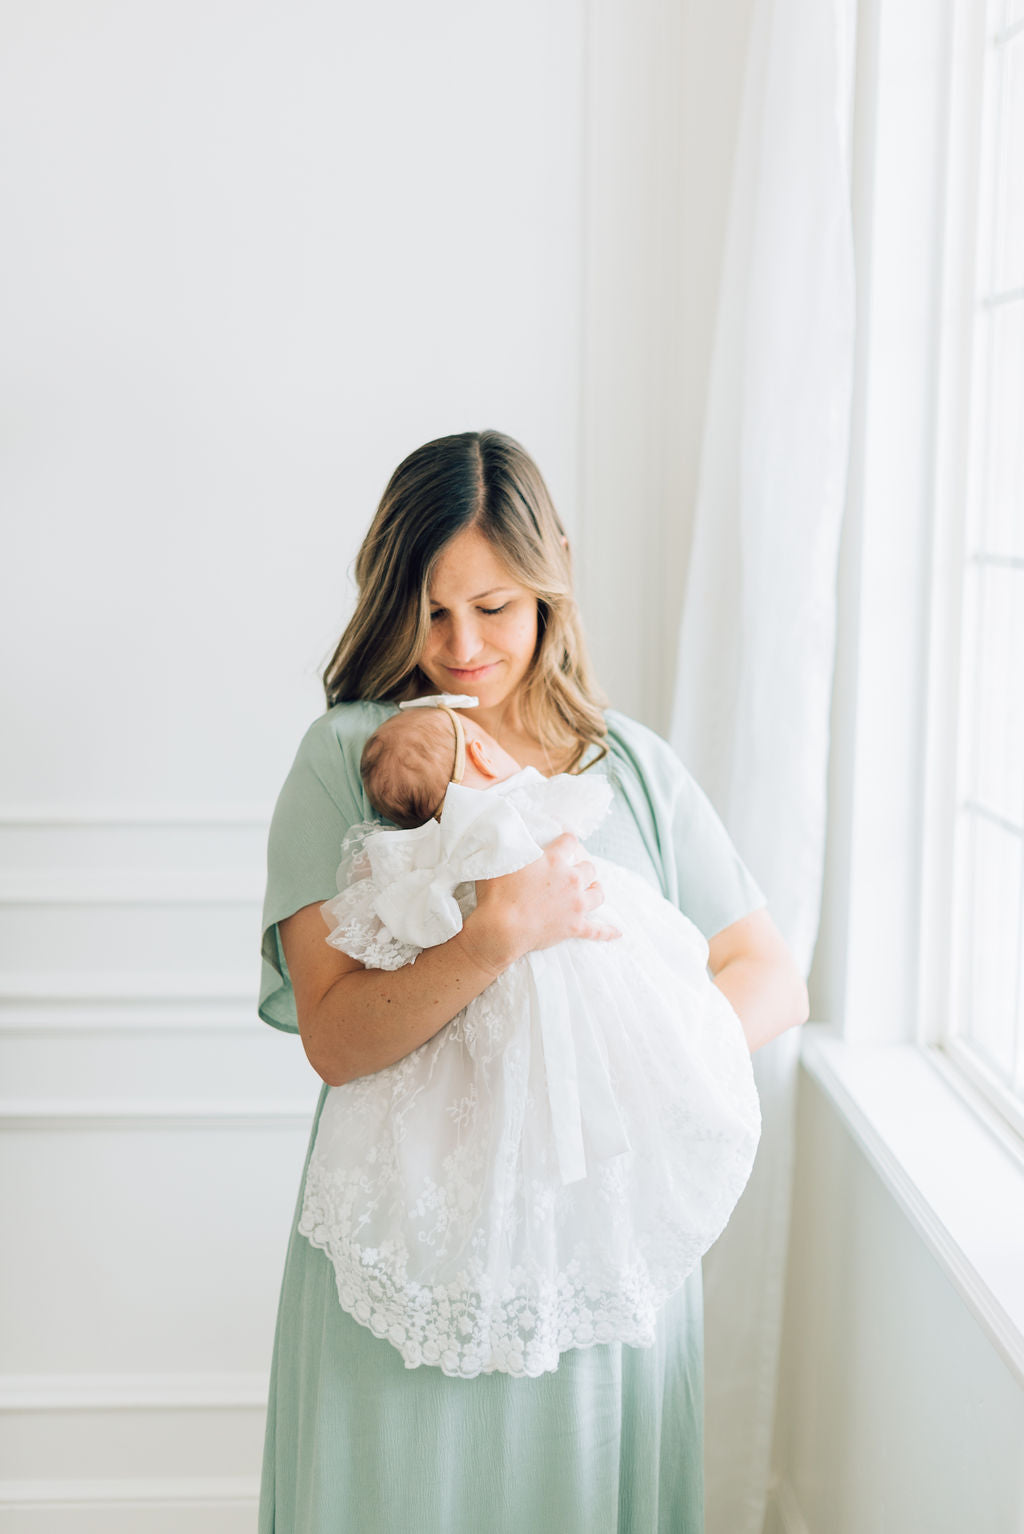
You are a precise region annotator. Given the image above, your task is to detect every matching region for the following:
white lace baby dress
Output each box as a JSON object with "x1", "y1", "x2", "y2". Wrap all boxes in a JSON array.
[{"x1": 298, "y1": 766, "x2": 762, "y2": 1379}]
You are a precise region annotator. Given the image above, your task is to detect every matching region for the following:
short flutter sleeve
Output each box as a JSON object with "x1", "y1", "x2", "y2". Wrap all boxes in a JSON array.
[
  {"x1": 259, "y1": 701, "x2": 394, "y2": 1034},
  {"x1": 603, "y1": 710, "x2": 768, "y2": 941}
]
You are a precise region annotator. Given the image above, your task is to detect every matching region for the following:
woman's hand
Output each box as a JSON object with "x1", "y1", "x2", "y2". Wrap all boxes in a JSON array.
[{"x1": 463, "y1": 832, "x2": 622, "y2": 977}]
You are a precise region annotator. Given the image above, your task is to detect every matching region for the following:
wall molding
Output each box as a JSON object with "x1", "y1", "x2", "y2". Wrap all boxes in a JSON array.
[
  {"x1": 0, "y1": 1003, "x2": 260, "y2": 1034},
  {"x1": 0, "y1": 1372, "x2": 268, "y2": 1411},
  {"x1": 0, "y1": 1100, "x2": 315, "y2": 1131},
  {"x1": 0, "y1": 1477, "x2": 258, "y2": 1508},
  {"x1": 0, "y1": 974, "x2": 255, "y2": 1005},
  {"x1": 0, "y1": 809, "x2": 271, "y2": 827},
  {"x1": 0, "y1": 872, "x2": 263, "y2": 905}
]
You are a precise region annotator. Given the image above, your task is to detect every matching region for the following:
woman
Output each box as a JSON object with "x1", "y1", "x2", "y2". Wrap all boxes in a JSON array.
[{"x1": 258, "y1": 429, "x2": 809, "y2": 1533}]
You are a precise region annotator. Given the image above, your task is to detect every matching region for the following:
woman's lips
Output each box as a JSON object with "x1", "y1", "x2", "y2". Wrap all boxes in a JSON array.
[{"x1": 444, "y1": 662, "x2": 498, "y2": 680}]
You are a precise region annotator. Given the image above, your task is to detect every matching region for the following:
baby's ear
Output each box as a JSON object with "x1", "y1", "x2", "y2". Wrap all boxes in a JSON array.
[{"x1": 466, "y1": 737, "x2": 498, "y2": 779}]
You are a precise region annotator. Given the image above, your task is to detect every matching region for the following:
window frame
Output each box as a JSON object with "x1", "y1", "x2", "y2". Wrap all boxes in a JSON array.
[
  {"x1": 802, "y1": 0, "x2": 1024, "y2": 1390},
  {"x1": 918, "y1": 0, "x2": 1024, "y2": 1141}
]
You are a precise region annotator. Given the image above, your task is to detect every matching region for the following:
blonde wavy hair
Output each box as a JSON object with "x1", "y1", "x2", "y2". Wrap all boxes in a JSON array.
[{"x1": 323, "y1": 430, "x2": 608, "y2": 773}]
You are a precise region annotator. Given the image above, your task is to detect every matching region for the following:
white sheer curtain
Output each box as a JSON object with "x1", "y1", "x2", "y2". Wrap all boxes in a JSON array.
[{"x1": 669, "y1": 1, "x2": 857, "y2": 1530}]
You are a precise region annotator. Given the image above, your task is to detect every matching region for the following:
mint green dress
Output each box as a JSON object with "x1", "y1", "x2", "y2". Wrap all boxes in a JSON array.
[{"x1": 258, "y1": 701, "x2": 767, "y2": 1534}]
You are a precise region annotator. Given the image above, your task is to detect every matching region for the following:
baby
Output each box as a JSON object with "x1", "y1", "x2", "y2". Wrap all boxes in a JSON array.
[
  {"x1": 298, "y1": 696, "x2": 762, "y2": 1379},
  {"x1": 358, "y1": 695, "x2": 525, "y2": 828}
]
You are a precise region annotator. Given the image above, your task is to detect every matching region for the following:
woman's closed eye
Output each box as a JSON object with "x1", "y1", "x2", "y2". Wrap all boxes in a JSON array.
[{"x1": 429, "y1": 603, "x2": 510, "y2": 621}]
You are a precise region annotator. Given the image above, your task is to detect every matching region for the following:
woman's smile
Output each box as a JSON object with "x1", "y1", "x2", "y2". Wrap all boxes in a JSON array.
[{"x1": 443, "y1": 661, "x2": 501, "y2": 680}]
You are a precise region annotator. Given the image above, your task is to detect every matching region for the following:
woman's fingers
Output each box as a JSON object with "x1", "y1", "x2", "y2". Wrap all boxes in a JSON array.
[
  {"x1": 572, "y1": 858, "x2": 597, "y2": 889},
  {"x1": 577, "y1": 880, "x2": 621, "y2": 940},
  {"x1": 586, "y1": 921, "x2": 623, "y2": 941},
  {"x1": 474, "y1": 832, "x2": 622, "y2": 952},
  {"x1": 546, "y1": 835, "x2": 598, "y2": 887},
  {"x1": 552, "y1": 843, "x2": 622, "y2": 941}
]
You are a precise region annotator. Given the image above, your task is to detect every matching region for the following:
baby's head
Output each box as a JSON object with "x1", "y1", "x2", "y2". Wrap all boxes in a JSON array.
[{"x1": 360, "y1": 707, "x2": 521, "y2": 828}]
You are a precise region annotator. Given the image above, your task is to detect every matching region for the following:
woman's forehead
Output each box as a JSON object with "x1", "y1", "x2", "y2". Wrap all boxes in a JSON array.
[{"x1": 428, "y1": 528, "x2": 522, "y2": 601}]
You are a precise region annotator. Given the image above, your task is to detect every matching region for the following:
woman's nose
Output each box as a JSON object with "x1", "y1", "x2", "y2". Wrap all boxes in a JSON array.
[{"x1": 445, "y1": 613, "x2": 484, "y2": 663}]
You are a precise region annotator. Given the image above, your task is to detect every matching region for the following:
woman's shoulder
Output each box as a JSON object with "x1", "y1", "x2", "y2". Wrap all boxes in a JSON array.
[
  {"x1": 274, "y1": 700, "x2": 398, "y2": 824},
  {"x1": 601, "y1": 708, "x2": 683, "y2": 783},
  {"x1": 293, "y1": 699, "x2": 397, "y2": 769}
]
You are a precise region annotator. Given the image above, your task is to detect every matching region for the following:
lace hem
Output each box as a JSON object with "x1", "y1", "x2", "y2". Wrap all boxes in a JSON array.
[{"x1": 298, "y1": 1158, "x2": 703, "y2": 1378}]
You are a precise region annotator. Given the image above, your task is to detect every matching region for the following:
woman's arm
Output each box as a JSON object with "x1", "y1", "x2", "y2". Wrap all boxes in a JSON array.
[
  {"x1": 282, "y1": 833, "x2": 620, "y2": 1087},
  {"x1": 707, "y1": 907, "x2": 810, "y2": 1054}
]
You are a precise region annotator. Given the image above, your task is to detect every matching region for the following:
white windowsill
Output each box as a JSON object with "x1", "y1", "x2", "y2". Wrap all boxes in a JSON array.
[{"x1": 799, "y1": 1023, "x2": 1024, "y2": 1389}]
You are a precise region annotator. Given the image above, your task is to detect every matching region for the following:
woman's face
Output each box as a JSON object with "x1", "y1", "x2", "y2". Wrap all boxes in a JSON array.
[{"x1": 417, "y1": 525, "x2": 539, "y2": 713}]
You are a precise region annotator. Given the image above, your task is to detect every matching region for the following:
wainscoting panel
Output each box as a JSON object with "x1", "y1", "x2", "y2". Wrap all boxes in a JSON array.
[
  {"x1": 0, "y1": 809, "x2": 319, "y2": 1526},
  {"x1": 0, "y1": 1122, "x2": 316, "y2": 1377},
  {"x1": 0, "y1": 1003, "x2": 316, "y2": 1102}
]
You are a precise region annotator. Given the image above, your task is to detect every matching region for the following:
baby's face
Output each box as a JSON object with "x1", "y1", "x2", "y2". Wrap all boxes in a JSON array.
[{"x1": 458, "y1": 716, "x2": 523, "y2": 789}]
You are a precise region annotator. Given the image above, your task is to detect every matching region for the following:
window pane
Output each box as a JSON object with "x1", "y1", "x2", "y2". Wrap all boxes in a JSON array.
[
  {"x1": 959, "y1": 813, "x2": 1021, "y2": 1079},
  {"x1": 994, "y1": 35, "x2": 1024, "y2": 292},
  {"x1": 983, "y1": 301, "x2": 1024, "y2": 556},
  {"x1": 940, "y1": 0, "x2": 1024, "y2": 1121},
  {"x1": 967, "y1": 563, "x2": 1024, "y2": 827}
]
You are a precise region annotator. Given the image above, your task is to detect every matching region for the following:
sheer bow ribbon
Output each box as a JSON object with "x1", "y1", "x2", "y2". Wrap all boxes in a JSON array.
[{"x1": 368, "y1": 786, "x2": 544, "y2": 948}]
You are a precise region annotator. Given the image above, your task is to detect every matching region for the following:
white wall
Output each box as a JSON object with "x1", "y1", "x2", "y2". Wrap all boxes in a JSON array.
[
  {"x1": 0, "y1": 0, "x2": 589, "y2": 807},
  {"x1": 768, "y1": 1070, "x2": 1024, "y2": 1534},
  {"x1": 0, "y1": 1, "x2": 752, "y2": 1526},
  {"x1": 0, "y1": 2, "x2": 585, "y2": 1528}
]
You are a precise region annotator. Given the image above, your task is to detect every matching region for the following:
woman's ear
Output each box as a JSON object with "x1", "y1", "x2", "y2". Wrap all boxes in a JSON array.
[{"x1": 466, "y1": 737, "x2": 498, "y2": 779}]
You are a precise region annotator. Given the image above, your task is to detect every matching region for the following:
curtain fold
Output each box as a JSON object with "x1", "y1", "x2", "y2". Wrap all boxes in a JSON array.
[{"x1": 668, "y1": 0, "x2": 857, "y2": 1530}]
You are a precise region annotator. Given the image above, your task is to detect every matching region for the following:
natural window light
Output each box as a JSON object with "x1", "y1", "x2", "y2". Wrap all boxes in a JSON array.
[
  {"x1": 802, "y1": 0, "x2": 1024, "y2": 1391},
  {"x1": 939, "y1": 0, "x2": 1024, "y2": 1138}
]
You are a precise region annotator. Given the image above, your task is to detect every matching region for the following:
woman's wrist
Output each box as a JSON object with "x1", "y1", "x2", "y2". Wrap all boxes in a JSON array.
[{"x1": 458, "y1": 904, "x2": 522, "y2": 979}]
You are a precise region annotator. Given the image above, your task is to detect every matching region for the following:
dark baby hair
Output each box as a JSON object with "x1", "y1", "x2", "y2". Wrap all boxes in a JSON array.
[{"x1": 360, "y1": 710, "x2": 459, "y2": 829}]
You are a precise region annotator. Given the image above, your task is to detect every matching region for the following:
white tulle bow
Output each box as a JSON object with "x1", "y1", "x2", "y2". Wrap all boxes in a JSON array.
[{"x1": 368, "y1": 785, "x2": 544, "y2": 948}]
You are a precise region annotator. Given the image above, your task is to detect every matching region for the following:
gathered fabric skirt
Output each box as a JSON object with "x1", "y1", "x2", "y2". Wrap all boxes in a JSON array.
[{"x1": 258, "y1": 1087, "x2": 705, "y2": 1534}]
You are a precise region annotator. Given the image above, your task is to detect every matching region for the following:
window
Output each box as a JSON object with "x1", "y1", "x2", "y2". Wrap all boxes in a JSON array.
[
  {"x1": 926, "y1": 0, "x2": 1024, "y2": 1138},
  {"x1": 801, "y1": 0, "x2": 1024, "y2": 1385}
]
